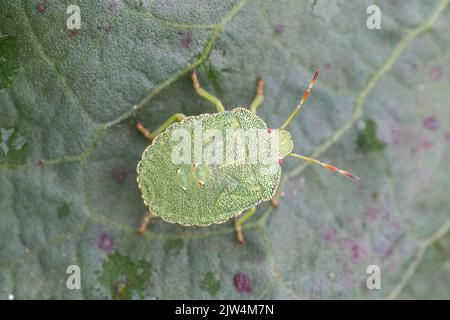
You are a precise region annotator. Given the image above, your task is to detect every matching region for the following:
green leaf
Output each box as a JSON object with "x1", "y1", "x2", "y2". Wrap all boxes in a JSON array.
[{"x1": 1, "y1": 0, "x2": 450, "y2": 299}]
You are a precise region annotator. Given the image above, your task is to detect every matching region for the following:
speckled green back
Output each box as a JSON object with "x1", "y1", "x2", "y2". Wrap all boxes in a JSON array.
[{"x1": 137, "y1": 108, "x2": 283, "y2": 226}]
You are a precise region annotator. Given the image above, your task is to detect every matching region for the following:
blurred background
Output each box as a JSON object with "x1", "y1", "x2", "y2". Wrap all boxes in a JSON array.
[{"x1": 0, "y1": 0, "x2": 449, "y2": 299}]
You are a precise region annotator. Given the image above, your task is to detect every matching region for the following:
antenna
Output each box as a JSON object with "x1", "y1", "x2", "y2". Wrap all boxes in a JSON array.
[
  {"x1": 288, "y1": 153, "x2": 359, "y2": 181},
  {"x1": 280, "y1": 69, "x2": 319, "y2": 129}
]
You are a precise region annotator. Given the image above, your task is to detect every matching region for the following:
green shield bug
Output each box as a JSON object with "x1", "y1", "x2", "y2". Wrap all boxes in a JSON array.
[{"x1": 136, "y1": 69, "x2": 358, "y2": 243}]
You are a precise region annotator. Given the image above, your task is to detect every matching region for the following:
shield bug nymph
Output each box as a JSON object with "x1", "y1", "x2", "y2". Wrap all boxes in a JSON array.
[{"x1": 135, "y1": 69, "x2": 358, "y2": 243}]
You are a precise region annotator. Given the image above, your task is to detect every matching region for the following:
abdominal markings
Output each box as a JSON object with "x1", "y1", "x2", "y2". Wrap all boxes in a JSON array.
[{"x1": 176, "y1": 163, "x2": 212, "y2": 191}]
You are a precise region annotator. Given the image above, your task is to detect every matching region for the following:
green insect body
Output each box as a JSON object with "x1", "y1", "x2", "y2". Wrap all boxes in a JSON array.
[
  {"x1": 137, "y1": 108, "x2": 293, "y2": 226},
  {"x1": 135, "y1": 70, "x2": 358, "y2": 242}
]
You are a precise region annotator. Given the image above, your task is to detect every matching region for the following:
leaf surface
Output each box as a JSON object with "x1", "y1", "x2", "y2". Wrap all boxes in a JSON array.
[{"x1": 1, "y1": 0, "x2": 449, "y2": 299}]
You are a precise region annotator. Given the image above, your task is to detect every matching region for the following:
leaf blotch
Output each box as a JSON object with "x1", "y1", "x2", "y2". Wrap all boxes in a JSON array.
[
  {"x1": 233, "y1": 272, "x2": 252, "y2": 293},
  {"x1": 164, "y1": 238, "x2": 183, "y2": 254},
  {"x1": 200, "y1": 272, "x2": 221, "y2": 296},
  {"x1": 99, "y1": 252, "x2": 153, "y2": 300},
  {"x1": 355, "y1": 119, "x2": 386, "y2": 153},
  {"x1": 57, "y1": 204, "x2": 70, "y2": 218},
  {"x1": 0, "y1": 35, "x2": 19, "y2": 89}
]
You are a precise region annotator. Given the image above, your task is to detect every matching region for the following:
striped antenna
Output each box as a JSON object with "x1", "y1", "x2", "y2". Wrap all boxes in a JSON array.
[
  {"x1": 288, "y1": 153, "x2": 359, "y2": 181},
  {"x1": 280, "y1": 69, "x2": 319, "y2": 129}
]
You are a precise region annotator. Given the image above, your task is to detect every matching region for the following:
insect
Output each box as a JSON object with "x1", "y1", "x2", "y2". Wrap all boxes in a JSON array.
[{"x1": 135, "y1": 69, "x2": 358, "y2": 243}]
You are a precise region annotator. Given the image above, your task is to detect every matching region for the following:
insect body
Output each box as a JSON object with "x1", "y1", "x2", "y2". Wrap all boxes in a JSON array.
[{"x1": 136, "y1": 70, "x2": 358, "y2": 243}]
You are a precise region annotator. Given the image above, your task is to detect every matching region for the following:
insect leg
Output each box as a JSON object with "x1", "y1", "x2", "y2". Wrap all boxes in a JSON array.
[
  {"x1": 191, "y1": 69, "x2": 225, "y2": 112},
  {"x1": 136, "y1": 211, "x2": 158, "y2": 235},
  {"x1": 288, "y1": 153, "x2": 360, "y2": 181},
  {"x1": 250, "y1": 77, "x2": 264, "y2": 114},
  {"x1": 234, "y1": 207, "x2": 256, "y2": 244},
  {"x1": 136, "y1": 113, "x2": 186, "y2": 141},
  {"x1": 280, "y1": 69, "x2": 319, "y2": 129},
  {"x1": 270, "y1": 197, "x2": 279, "y2": 208}
]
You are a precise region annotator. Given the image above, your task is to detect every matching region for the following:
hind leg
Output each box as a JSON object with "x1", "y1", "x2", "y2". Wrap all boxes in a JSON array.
[
  {"x1": 234, "y1": 207, "x2": 256, "y2": 244},
  {"x1": 136, "y1": 211, "x2": 158, "y2": 235}
]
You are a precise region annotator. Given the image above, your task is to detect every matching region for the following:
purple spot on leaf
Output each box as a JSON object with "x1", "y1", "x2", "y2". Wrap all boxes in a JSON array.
[
  {"x1": 97, "y1": 232, "x2": 114, "y2": 251},
  {"x1": 343, "y1": 238, "x2": 366, "y2": 262},
  {"x1": 274, "y1": 23, "x2": 285, "y2": 35},
  {"x1": 381, "y1": 247, "x2": 394, "y2": 261},
  {"x1": 324, "y1": 62, "x2": 331, "y2": 70},
  {"x1": 36, "y1": 3, "x2": 47, "y2": 13},
  {"x1": 429, "y1": 67, "x2": 442, "y2": 80},
  {"x1": 233, "y1": 272, "x2": 252, "y2": 293},
  {"x1": 415, "y1": 140, "x2": 433, "y2": 153},
  {"x1": 389, "y1": 128, "x2": 401, "y2": 145},
  {"x1": 107, "y1": 0, "x2": 119, "y2": 13},
  {"x1": 444, "y1": 131, "x2": 450, "y2": 141},
  {"x1": 65, "y1": 30, "x2": 79, "y2": 40},
  {"x1": 363, "y1": 203, "x2": 384, "y2": 223},
  {"x1": 112, "y1": 166, "x2": 127, "y2": 184},
  {"x1": 98, "y1": 26, "x2": 113, "y2": 34},
  {"x1": 406, "y1": 60, "x2": 418, "y2": 71},
  {"x1": 423, "y1": 116, "x2": 438, "y2": 130},
  {"x1": 322, "y1": 228, "x2": 337, "y2": 244},
  {"x1": 350, "y1": 244, "x2": 362, "y2": 261},
  {"x1": 179, "y1": 32, "x2": 192, "y2": 48}
]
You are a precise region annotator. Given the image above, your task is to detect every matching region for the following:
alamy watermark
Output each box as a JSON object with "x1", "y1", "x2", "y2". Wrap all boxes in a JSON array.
[
  {"x1": 366, "y1": 265, "x2": 381, "y2": 290},
  {"x1": 66, "y1": 265, "x2": 81, "y2": 290},
  {"x1": 170, "y1": 120, "x2": 281, "y2": 175},
  {"x1": 366, "y1": 5, "x2": 382, "y2": 30}
]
